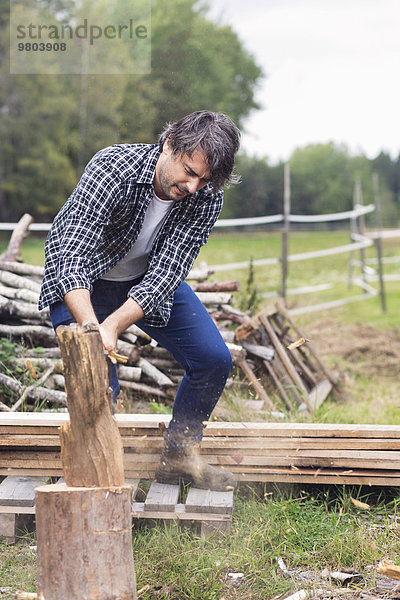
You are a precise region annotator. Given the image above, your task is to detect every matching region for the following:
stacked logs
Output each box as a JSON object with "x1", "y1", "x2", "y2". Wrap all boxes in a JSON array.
[
  {"x1": 0, "y1": 215, "x2": 334, "y2": 415},
  {"x1": 0, "y1": 257, "x2": 250, "y2": 412}
]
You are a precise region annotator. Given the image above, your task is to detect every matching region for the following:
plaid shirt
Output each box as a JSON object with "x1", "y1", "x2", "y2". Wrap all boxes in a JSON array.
[{"x1": 39, "y1": 143, "x2": 223, "y2": 327}]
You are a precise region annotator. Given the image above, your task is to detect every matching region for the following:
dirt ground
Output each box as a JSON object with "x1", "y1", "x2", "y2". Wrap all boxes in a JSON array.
[{"x1": 306, "y1": 319, "x2": 400, "y2": 378}]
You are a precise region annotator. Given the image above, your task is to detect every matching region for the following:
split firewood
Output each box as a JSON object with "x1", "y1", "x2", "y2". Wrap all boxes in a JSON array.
[
  {"x1": 0, "y1": 213, "x2": 34, "y2": 262},
  {"x1": 378, "y1": 560, "x2": 400, "y2": 580},
  {"x1": 350, "y1": 497, "x2": 370, "y2": 509},
  {"x1": 287, "y1": 337, "x2": 309, "y2": 350}
]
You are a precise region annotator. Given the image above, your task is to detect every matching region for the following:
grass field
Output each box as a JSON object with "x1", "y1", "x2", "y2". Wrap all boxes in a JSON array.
[{"x1": 1, "y1": 229, "x2": 400, "y2": 599}]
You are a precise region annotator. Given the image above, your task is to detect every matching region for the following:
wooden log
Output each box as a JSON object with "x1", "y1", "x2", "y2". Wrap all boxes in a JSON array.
[
  {"x1": 0, "y1": 213, "x2": 34, "y2": 262},
  {"x1": 0, "y1": 372, "x2": 67, "y2": 409},
  {"x1": 0, "y1": 294, "x2": 48, "y2": 322},
  {"x1": 0, "y1": 270, "x2": 41, "y2": 293},
  {"x1": 0, "y1": 261, "x2": 44, "y2": 277},
  {"x1": 56, "y1": 322, "x2": 125, "y2": 487},
  {"x1": 0, "y1": 324, "x2": 56, "y2": 345},
  {"x1": 191, "y1": 280, "x2": 239, "y2": 292},
  {"x1": 0, "y1": 283, "x2": 39, "y2": 304},
  {"x1": 36, "y1": 483, "x2": 136, "y2": 600},
  {"x1": 195, "y1": 291, "x2": 233, "y2": 305},
  {"x1": 138, "y1": 357, "x2": 174, "y2": 387}
]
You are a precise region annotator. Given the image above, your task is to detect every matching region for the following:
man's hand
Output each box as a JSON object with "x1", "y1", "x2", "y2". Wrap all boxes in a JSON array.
[
  {"x1": 100, "y1": 298, "x2": 145, "y2": 351},
  {"x1": 64, "y1": 289, "x2": 145, "y2": 352}
]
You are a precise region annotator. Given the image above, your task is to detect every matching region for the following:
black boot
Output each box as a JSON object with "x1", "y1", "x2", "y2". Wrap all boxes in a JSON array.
[{"x1": 155, "y1": 445, "x2": 237, "y2": 491}]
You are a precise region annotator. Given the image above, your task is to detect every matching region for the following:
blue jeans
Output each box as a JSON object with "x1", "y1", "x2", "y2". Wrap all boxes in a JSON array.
[{"x1": 50, "y1": 278, "x2": 232, "y2": 450}]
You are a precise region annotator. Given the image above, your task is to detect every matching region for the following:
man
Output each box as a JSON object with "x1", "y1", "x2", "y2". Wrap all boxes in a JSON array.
[{"x1": 39, "y1": 110, "x2": 241, "y2": 491}]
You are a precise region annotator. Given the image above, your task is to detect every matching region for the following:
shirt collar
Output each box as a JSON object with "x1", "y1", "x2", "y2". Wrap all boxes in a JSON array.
[{"x1": 136, "y1": 144, "x2": 161, "y2": 185}]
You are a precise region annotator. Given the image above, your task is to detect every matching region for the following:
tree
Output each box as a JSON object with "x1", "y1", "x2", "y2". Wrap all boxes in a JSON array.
[
  {"x1": 221, "y1": 155, "x2": 283, "y2": 219},
  {"x1": 119, "y1": 0, "x2": 263, "y2": 142}
]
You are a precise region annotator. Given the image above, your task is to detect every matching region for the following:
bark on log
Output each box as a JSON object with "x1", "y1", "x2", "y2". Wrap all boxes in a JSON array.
[
  {"x1": 56, "y1": 322, "x2": 125, "y2": 487},
  {"x1": 0, "y1": 283, "x2": 39, "y2": 304},
  {"x1": 0, "y1": 213, "x2": 34, "y2": 262},
  {"x1": 0, "y1": 270, "x2": 41, "y2": 293},
  {"x1": 0, "y1": 372, "x2": 67, "y2": 409},
  {"x1": 138, "y1": 357, "x2": 174, "y2": 387},
  {"x1": 0, "y1": 260, "x2": 44, "y2": 276},
  {"x1": 191, "y1": 280, "x2": 239, "y2": 292},
  {"x1": 0, "y1": 324, "x2": 56, "y2": 345},
  {"x1": 0, "y1": 294, "x2": 48, "y2": 322},
  {"x1": 195, "y1": 291, "x2": 233, "y2": 305},
  {"x1": 36, "y1": 483, "x2": 136, "y2": 600},
  {"x1": 117, "y1": 365, "x2": 142, "y2": 382}
]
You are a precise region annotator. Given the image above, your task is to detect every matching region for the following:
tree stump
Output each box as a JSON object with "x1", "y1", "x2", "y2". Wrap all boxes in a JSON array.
[{"x1": 35, "y1": 322, "x2": 137, "y2": 600}]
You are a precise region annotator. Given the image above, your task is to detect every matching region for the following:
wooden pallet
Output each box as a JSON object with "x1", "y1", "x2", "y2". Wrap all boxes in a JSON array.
[{"x1": 0, "y1": 475, "x2": 233, "y2": 542}]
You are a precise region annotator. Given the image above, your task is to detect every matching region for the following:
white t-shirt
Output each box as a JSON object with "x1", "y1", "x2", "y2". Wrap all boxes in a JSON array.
[{"x1": 101, "y1": 192, "x2": 174, "y2": 281}]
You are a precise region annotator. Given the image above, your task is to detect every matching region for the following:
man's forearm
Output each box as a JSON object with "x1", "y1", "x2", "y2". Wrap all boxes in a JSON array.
[
  {"x1": 100, "y1": 298, "x2": 145, "y2": 350},
  {"x1": 64, "y1": 289, "x2": 98, "y2": 325},
  {"x1": 63, "y1": 289, "x2": 145, "y2": 351}
]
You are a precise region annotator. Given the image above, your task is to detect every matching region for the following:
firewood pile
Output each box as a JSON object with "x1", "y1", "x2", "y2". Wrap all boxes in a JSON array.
[{"x1": 0, "y1": 215, "x2": 335, "y2": 414}]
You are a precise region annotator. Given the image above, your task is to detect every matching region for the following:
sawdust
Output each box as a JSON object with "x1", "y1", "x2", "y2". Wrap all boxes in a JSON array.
[{"x1": 306, "y1": 319, "x2": 400, "y2": 377}]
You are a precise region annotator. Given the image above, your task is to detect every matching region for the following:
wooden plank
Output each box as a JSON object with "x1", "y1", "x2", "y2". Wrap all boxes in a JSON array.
[
  {"x1": 126, "y1": 478, "x2": 140, "y2": 500},
  {"x1": 2, "y1": 414, "x2": 400, "y2": 439},
  {"x1": 185, "y1": 488, "x2": 233, "y2": 515},
  {"x1": 263, "y1": 359, "x2": 294, "y2": 410},
  {"x1": 276, "y1": 299, "x2": 335, "y2": 384},
  {"x1": 0, "y1": 475, "x2": 50, "y2": 506},
  {"x1": 132, "y1": 503, "x2": 232, "y2": 522},
  {"x1": 305, "y1": 379, "x2": 332, "y2": 412},
  {"x1": 260, "y1": 315, "x2": 310, "y2": 404},
  {"x1": 144, "y1": 482, "x2": 179, "y2": 512},
  {"x1": 237, "y1": 359, "x2": 274, "y2": 410}
]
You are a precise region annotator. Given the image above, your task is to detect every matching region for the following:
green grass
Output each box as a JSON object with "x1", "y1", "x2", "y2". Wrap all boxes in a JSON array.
[{"x1": 2, "y1": 487, "x2": 400, "y2": 599}]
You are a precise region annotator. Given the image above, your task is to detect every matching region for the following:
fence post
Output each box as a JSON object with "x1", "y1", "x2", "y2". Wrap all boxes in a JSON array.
[
  {"x1": 281, "y1": 163, "x2": 290, "y2": 299},
  {"x1": 373, "y1": 172, "x2": 387, "y2": 312}
]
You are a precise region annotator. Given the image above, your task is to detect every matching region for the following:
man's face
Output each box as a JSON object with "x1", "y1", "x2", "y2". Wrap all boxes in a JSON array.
[{"x1": 154, "y1": 141, "x2": 212, "y2": 201}]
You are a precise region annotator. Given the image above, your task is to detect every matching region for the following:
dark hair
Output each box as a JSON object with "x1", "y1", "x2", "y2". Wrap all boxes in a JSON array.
[{"x1": 159, "y1": 110, "x2": 241, "y2": 191}]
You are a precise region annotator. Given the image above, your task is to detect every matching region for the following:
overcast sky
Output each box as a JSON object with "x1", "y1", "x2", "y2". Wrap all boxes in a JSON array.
[{"x1": 206, "y1": 0, "x2": 400, "y2": 163}]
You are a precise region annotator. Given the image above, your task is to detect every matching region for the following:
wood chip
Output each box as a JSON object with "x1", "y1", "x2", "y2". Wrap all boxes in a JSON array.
[
  {"x1": 378, "y1": 559, "x2": 400, "y2": 580},
  {"x1": 287, "y1": 337, "x2": 310, "y2": 350},
  {"x1": 351, "y1": 497, "x2": 370, "y2": 509}
]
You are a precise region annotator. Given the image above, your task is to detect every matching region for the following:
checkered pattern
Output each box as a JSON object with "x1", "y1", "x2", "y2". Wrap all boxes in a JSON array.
[{"x1": 39, "y1": 143, "x2": 223, "y2": 327}]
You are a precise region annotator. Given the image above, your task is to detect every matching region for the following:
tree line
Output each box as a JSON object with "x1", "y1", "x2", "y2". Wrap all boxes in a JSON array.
[
  {"x1": 223, "y1": 145, "x2": 400, "y2": 227},
  {"x1": 1, "y1": 0, "x2": 398, "y2": 226}
]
